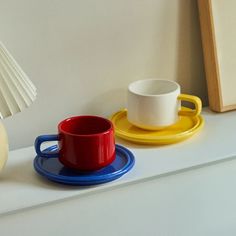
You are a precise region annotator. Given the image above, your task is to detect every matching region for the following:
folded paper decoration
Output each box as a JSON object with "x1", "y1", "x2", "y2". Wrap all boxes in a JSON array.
[{"x1": 0, "y1": 41, "x2": 36, "y2": 118}]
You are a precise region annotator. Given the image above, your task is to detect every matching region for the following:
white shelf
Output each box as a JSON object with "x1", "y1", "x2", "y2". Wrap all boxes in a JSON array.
[{"x1": 1, "y1": 107, "x2": 236, "y2": 216}]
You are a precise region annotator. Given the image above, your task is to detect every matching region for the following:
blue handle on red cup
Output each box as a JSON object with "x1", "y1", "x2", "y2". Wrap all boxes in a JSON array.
[{"x1": 34, "y1": 135, "x2": 59, "y2": 158}]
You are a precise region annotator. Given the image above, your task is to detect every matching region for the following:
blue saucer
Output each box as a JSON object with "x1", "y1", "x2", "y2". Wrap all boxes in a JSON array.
[{"x1": 33, "y1": 144, "x2": 135, "y2": 186}]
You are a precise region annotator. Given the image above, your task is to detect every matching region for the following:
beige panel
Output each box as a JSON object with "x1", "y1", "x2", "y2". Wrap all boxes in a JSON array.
[{"x1": 212, "y1": 0, "x2": 236, "y2": 106}]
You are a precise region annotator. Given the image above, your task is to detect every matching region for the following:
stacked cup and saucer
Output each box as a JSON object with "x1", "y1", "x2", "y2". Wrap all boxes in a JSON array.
[
  {"x1": 34, "y1": 116, "x2": 135, "y2": 186},
  {"x1": 111, "y1": 79, "x2": 204, "y2": 144}
]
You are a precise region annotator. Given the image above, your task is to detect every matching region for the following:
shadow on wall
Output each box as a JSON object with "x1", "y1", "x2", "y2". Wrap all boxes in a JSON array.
[
  {"x1": 80, "y1": 88, "x2": 126, "y2": 117},
  {"x1": 176, "y1": 0, "x2": 208, "y2": 106}
]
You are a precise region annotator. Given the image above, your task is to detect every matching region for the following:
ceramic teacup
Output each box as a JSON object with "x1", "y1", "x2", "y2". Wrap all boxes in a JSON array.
[
  {"x1": 35, "y1": 115, "x2": 116, "y2": 171},
  {"x1": 127, "y1": 79, "x2": 202, "y2": 130}
]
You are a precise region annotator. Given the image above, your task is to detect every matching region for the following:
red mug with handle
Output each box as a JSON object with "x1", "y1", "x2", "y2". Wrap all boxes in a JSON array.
[{"x1": 34, "y1": 116, "x2": 116, "y2": 171}]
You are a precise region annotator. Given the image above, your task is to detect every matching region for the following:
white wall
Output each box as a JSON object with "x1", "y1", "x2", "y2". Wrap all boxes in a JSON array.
[{"x1": 0, "y1": 0, "x2": 207, "y2": 150}]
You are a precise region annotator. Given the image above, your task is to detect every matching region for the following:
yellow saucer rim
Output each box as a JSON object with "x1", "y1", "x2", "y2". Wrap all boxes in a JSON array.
[{"x1": 110, "y1": 108, "x2": 204, "y2": 144}]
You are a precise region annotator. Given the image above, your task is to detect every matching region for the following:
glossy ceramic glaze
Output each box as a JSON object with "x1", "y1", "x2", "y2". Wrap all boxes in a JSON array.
[
  {"x1": 110, "y1": 107, "x2": 204, "y2": 144},
  {"x1": 33, "y1": 144, "x2": 135, "y2": 186},
  {"x1": 127, "y1": 79, "x2": 202, "y2": 130},
  {"x1": 35, "y1": 116, "x2": 115, "y2": 171}
]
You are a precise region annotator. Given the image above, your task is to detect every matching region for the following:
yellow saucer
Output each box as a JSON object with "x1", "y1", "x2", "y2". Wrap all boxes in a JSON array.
[{"x1": 110, "y1": 107, "x2": 204, "y2": 145}]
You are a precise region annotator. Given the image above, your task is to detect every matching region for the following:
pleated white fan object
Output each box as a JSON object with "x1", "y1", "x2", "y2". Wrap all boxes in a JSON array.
[
  {"x1": 0, "y1": 42, "x2": 36, "y2": 118},
  {"x1": 0, "y1": 41, "x2": 36, "y2": 171}
]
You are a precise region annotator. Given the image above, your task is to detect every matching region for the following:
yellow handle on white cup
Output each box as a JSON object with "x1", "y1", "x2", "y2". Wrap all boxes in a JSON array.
[{"x1": 177, "y1": 94, "x2": 202, "y2": 117}]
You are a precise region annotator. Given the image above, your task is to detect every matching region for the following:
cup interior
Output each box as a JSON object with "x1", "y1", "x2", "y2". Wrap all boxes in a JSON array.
[
  {"x1": 59, "y1": 116, "x2": 113, "y2": 136},
  {"x1": 129, "y1": 79, "x2": 179, "y2": 96}
]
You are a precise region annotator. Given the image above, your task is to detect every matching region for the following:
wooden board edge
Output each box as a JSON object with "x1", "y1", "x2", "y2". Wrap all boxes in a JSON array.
[{"x1": 197, "y1": 0, "x2": 225, "y2": 112}]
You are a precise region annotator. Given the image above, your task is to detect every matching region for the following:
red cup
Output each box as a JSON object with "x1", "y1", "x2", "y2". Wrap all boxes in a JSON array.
[{"x1": 35, "y1": 116, "x2": 116, "y2": 171}]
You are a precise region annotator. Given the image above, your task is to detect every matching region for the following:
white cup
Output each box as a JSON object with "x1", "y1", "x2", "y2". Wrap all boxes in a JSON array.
[{"x1": 127, "y1": 79, "x2": 202, "y2": 130}]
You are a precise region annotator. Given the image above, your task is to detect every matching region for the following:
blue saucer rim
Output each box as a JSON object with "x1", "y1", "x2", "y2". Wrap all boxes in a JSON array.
[{"x1": 33, "y1": 144, "x2": 135, "y2": 185}]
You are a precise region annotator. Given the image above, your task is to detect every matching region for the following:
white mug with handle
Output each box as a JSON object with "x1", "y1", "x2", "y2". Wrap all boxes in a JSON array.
[{"x1": 127, "y1": 79, "x2": 202, "y2": 130}]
